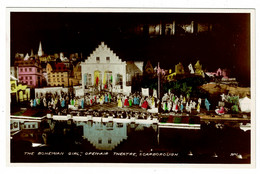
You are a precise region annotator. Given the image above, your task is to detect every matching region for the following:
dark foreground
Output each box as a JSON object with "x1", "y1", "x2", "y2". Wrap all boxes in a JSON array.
[{"x1": 10, "y1": 118, "x2": 250, "y2": 164}]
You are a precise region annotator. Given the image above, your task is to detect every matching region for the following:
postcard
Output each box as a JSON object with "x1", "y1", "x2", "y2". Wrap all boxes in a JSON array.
[{"x1": 6, "y1": 8, "x2": 255, "y2": 167}]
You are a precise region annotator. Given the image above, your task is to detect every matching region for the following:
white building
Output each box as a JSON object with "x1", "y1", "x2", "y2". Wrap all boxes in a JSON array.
[
  {"x1": 81, "y1": 42, "x2": 134, "y2": 94},
  {"x1": 22, "y1": 122, "x2": 39, "y2": 129},
  {"x1": 77, "y1": 121, "x2": 127, "y2": 150}
]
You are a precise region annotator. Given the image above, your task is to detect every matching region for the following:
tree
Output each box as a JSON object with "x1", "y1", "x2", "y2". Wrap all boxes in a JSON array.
[{"x1": 181, "y1": 82, "x2": 192, "y2": 96}]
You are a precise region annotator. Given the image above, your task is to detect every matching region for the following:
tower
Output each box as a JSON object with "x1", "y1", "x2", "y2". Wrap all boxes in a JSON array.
[{"x1": 38, "y1": 41, "x2": 44, "y2": 57}]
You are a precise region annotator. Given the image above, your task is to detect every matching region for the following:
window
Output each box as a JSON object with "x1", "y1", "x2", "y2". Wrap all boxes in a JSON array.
[
  {"x1": 126, "y1": 74, "x2": 132, "y2": 86},
  {"x1": 25, "y1": 76, "x2": 28, "y2": 80},
  {"x1": 24, "y1": 68, "x2": 27, "y2": 72},
  {"x1": 105, "y1": 71, "x2": 112, "y2": 86},
  {"x1": 32, "y1": 124, "x2": 35, "y2": 128},
  {"x1": 135, "y1": 72, "x2": 140, "y2": 77},
  {"x1": 20, "y1": 76, "x2": 23, "y2": 80},
  {"x1": 116, "y1": 74, "x2": 123, "y2": 88},
  {"x1": 29, "y1": 68, "x2": 32, "y2": 72},
  {"x1": 87, "y1": 74, "x2": 92, "y2": 86},
  {"x1": 98, "y1": 138, "x2": 102, "y2": 144},
  {"x1": 29, "y1": 76, "x2": 32, "y2": 80},
  {"x1": 96, "y1": 57, "x2": 100, "y2": 62},
  {"x1": 106, "y1": 57, "x2": 110, "y2": 62},
  {"x1": 108, "y1": 138, "x2": 112, "y2": 144},
  {"x1": 20, "y1": 68, "x2": 23, "y2": 72},
  {"x1": 30, "y1": 81, "x2": 32, "y2": 85}
]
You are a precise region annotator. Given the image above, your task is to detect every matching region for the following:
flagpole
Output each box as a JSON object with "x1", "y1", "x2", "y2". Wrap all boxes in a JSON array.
[
  {"x1": 158, "y1": 62, "x2": 160, "y2": 99},
  {"x1": 158, "y1": 62, "x2": 161, "y2": 113}
]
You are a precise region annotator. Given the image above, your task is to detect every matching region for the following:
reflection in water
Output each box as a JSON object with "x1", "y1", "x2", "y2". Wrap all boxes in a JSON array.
[
  {"x1": 76, "y1": 121, "x2": 158, "y2": 150},
  {"x1": 10, "y1": 117, "x2": 251, "y2": 163},
  {"x1": 77, "y1": 121, "x2": 128, "y2": 150}
]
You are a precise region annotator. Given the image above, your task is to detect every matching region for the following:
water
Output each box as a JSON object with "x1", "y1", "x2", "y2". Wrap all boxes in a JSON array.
[{"x1": 10, "y1": 118, "x2": 250, "y2": 163}]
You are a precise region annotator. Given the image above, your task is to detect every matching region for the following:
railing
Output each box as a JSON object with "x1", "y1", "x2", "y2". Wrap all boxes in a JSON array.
[
  {"x1": 158, "y1": 122, "x2": 200, "y2": 130},
  {"x1": 10, "y1": 115, "x2": 46, "y2": 122},
  {"x1": 47, "y1": 114, "x2": 159, "y2": 124}
]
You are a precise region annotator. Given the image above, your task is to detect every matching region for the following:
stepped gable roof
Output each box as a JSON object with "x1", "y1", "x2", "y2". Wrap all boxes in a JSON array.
[{"x1": 83, "y1": 40, "x2": 143, "y2": 63}]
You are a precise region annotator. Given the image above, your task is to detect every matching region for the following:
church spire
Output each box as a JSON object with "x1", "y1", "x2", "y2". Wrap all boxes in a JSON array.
[{"x1": 38, "y1": 41, "x2": 44, "y2": 57}]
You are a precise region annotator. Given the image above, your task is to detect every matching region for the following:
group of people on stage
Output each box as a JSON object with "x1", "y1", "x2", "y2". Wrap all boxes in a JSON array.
[
  {"x1": 30, "y1": 90, "x2": 212, "y2": 115},
  {"x1": 30, "y1": 92, "x2": 82, "y2": 110},
  {"x1": 84, "y1": 93, "x2": 113, "y2": 106},
  {"x1": 116, "y1": 93, "x2": 159, "y2": 110},
  {"x1": 30, "y1": 92, "x2": 116, "y2": 110},
  {"x1": 161, "y1": 92, "x2": 211, "y2": 114}
]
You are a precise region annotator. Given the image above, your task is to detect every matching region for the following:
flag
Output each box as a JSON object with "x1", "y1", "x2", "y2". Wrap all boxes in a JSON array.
[
  {"x1": 157, "y1": 62, "x2": 161, "y2": 75},
  {"x1": 161, "y1": 69, "x2": 165, "y2": 75},
  {"x1": 94, "y1": 71, "x2": 100, "y2": 85},
  {"x1": 96, "y1": 77, "x2": 99, "y2": 85}
]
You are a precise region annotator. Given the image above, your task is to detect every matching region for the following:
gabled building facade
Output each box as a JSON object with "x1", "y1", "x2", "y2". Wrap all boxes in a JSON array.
[{"x1": 81, "y1": 42, "x2": 127, "y2": 93}]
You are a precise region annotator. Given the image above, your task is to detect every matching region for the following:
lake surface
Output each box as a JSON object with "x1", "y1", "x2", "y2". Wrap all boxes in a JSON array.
[{"x1": 10, "y1": 118, "x2": 250, "y2": 163}]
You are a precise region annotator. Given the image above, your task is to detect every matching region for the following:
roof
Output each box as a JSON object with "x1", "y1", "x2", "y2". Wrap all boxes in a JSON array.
[
  {"x1": 126, "y1": 61, "x2": 143, "y2": 74},
  {"x1": 15, "y1": 60, "x2": 41, "y2": 68},
  {"x1": 53, "y1": 62, "x2": 69, "y2": 72}
]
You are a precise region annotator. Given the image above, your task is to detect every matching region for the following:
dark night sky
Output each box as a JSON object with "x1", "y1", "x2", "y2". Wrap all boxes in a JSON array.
[{"x1": 11, "y1": 12, "x2": 251, "y2": 86}]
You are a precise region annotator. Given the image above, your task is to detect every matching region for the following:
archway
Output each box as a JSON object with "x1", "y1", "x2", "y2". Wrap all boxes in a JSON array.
[{"x1": 94, "y1": 70, "x2": 102, "y2": 86}]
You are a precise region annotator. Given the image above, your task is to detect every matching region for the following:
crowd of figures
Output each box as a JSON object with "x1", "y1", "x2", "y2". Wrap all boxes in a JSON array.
[
  {"x1": 161, "y1": 92, "x2": 211, "y2": 114},
  {"x1": 30, "y1": 92, "x2": 116, "y2": 112},
  {"x1": 30, "y1": 92, "x2": 160, "y2": 112},
  {"x1": 29, "y1": 91, "x2": 226, "y2": 116},
  {"x1": 116, "y1": 93, "x2": 158, "y2": 110},
  {"x1": 30, "y1": 92, "x2": 80, "y2": 111}
]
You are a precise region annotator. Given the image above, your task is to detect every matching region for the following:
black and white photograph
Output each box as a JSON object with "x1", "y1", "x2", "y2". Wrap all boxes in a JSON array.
[{"x1": 7, "y1": 8, "x2": 254, "y2": 166}]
